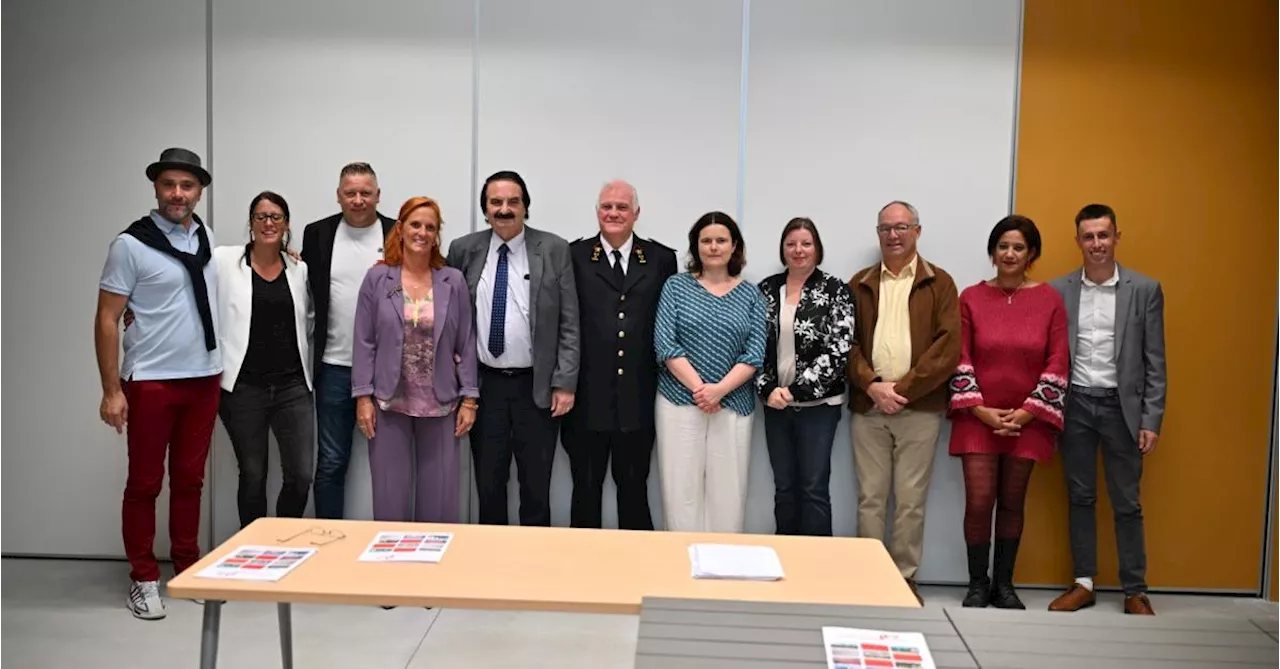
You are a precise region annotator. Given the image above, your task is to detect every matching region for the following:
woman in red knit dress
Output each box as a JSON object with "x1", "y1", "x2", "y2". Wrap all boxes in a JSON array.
[{"x1": 948, "y1": 215, "x2": 1069, "y2": 610}]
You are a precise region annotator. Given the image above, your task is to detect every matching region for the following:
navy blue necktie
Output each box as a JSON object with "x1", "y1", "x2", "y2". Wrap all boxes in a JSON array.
[{"x1": 488, "y1": 243, "x2": 510, "y2": 358}]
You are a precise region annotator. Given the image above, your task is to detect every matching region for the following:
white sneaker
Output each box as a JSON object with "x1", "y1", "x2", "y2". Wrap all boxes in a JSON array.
[{"x1": 128, "y1": 580, "x2": 166, "y2": 620}]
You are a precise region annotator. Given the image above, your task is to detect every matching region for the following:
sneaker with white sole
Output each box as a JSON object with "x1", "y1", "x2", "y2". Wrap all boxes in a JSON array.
[{"x1": 128, "y1": 580, "x2": 166, "y2": 620}]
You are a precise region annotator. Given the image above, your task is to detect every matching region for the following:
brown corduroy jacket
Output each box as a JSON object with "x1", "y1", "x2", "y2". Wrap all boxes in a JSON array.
[{"x1": 846, "y1": 255, "x2": 961, "y2": 414}]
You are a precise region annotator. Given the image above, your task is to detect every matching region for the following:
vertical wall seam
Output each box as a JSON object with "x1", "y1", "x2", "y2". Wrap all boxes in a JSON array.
[
  {"x1": 1006, "y1": 0, "x2": 1025, "y2": 214},
  {"x1": 735, "y1": 0, "x2": 751, "y2": 225},
  {"x1": 204, "y1": 0, "x2": 216, "y2": 551},
  {"x1": 470, "y1": 0, "x2": 481, "y2": 235}
]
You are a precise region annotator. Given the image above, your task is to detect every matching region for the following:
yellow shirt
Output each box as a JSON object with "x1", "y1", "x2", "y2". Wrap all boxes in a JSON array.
[{"x1": 871, "y1": 256, "x2": 916, "y2": 382}]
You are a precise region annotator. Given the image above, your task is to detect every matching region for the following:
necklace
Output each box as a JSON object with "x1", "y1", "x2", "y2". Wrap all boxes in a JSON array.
[{"x1": 997, "y1": 279, "x2": 1026, "y2": 304}]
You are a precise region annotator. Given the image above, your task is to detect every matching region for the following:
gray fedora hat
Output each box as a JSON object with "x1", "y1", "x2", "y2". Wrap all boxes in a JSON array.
[{"x1": 145, "y1": 147, "x2": 211, "y2": 186}]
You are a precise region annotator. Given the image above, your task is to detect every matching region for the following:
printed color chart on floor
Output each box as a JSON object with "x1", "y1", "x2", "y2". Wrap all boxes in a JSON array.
[
  {"x1": 822, "y1": 627, "x2": 936, "y2": 669},
  {"x1": 195, "y1": 546, "x2": 317, "y2": 583},
  {"x1": 358, "y1": 532, "x2": 454, "y2": 563}
]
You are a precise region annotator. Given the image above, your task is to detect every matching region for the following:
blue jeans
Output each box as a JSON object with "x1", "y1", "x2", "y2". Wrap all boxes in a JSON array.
[
  {"x1": 763, "y1": 403, "x2": 841, "y2": 536},
  {"x1": 313, "y1": 363, "x2": 356, "y2": 519}
]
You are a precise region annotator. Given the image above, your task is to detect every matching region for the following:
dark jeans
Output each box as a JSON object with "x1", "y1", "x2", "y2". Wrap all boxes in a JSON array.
[
  {"x1": 1061, "y1": 387, "x2": 1148, "y2": 594},
  {"x1": 313, "y1": 363, "x2": 356, "y2": 520},
  {"x1": 763, "y1": 403, "x2": 841, "y2": 536},
  {"x1": 472, "y1": 366, "x2": 558, "y2": 526},
  {"x1": 218, "y1": 375, "x2": 315, "y2": 527}
]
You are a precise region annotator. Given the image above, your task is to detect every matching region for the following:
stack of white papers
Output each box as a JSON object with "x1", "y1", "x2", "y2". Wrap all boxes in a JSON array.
[
  {"x1": 688, "y1": 544, "x2": 785, "y2": 581},
  {"x1": 822, "y1": 627, "x2": 937, "y2": 669}
]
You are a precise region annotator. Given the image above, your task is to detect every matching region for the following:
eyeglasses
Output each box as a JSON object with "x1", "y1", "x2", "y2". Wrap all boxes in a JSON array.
[
  {"x1": 876, "y1": 224, "x2": 917, "y2": 236},
  {"x1": 276, "y1": 526, "x2": 346, "y2": 546},
  {"x1": 251, "y1": 213, "x2": 286, "y2": 223}
]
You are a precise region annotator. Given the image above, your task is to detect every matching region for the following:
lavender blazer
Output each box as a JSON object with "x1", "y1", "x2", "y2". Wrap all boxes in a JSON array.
[{"x1": 351, "y1": 263, "x2": 479, "y2": 405}]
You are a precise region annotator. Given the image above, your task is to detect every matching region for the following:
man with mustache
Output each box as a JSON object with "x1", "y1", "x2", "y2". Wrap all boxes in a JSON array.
[
  {"x1": 301, "y1": 162, "x2": 397, "y2": 519},
  {"x1": 95, "y1": 148, "x2": 222, "y2": 620},
  {"x1": 846, "y1": 200, "x2": 961, "y2": 604},
  {"x1": 447, "y1": 170, "x2": 580, "y2": 526},
  {"x1": 1047, "y1": 203, "x2": 1165, "y2": 615}
]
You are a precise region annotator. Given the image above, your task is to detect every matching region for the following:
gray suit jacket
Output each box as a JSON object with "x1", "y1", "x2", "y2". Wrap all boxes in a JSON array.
[
  {"x1": 446, "y1": 225, "x2": 580, "y2": 409},
  {"x1": 1050, "y1": 263, "x2": 1167, "y2": 439}
]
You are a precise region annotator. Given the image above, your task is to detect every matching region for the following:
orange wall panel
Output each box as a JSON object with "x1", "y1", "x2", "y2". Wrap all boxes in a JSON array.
[{"x1": 1013, "y1": 0, "x2": 1277, "y2": 590}]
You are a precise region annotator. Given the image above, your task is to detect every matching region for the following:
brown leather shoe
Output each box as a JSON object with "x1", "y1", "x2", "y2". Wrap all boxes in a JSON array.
[
  {"x1": 1124, "y1": 594, "x2": 1155, "y2": 615},
  {"x1": 1047, "y1": 584, "x2": 1096, "y2": 611},
  {"x1": 905, "y1": 578, "x2": 924, "y2": 605}
]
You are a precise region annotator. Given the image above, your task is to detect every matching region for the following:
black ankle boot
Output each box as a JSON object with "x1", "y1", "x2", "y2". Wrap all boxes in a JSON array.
[
  {"x1": 990, "y1": 537, "x2": 1025, "y2": 609},
  {"x1": 962, "y1": 543, "x2": 992, "y2": 607}
]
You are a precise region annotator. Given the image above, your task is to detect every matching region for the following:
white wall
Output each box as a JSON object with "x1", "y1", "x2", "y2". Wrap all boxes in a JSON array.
[
  {"x1": 1, "y1": 0, "x2": 209, "y2": 557},
  {"x1": 2, "y1": 0, "x2": 1023, "y2": 584}
]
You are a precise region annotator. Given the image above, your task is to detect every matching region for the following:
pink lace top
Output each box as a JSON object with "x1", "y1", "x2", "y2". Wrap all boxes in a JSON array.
[{"x1": 378, "y1": 288, "x2": 456, "y2": 418}]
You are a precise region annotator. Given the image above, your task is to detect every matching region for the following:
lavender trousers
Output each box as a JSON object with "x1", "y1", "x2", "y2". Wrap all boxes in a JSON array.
[{"x1": 369, "y1": 406, "x2": 460, "y2": 523}]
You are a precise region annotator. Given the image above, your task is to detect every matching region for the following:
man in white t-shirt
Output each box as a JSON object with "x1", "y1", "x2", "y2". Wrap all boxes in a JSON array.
[{"x1": 301, "y1": 162, "x2": 396, "y2": 519}]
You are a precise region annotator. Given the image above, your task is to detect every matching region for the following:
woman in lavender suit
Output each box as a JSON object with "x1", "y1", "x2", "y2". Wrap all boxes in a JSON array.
[{"x1": 352, "y1": 196, "x2": 478, "y2": 522}]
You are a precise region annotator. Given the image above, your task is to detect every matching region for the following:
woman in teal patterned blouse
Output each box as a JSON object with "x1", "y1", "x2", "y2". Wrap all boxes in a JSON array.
[{"x1": 654, "y1": 211, "x2": 767, "y2": 533}]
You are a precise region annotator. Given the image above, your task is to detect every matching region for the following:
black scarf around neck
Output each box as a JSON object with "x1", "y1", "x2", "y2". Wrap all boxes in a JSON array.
[{"x1": 122, "y1": 214, "x2": 217, "y2": 352}]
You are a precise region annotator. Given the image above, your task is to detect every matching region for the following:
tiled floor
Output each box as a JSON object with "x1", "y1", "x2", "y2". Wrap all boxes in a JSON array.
[{"x1": 3, "y1": 557, "x2": 1276, "y2": 668}]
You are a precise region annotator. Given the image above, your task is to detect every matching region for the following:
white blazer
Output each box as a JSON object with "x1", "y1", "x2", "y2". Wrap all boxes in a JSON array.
[{"x1": 213, "y1": 246, "x2": 314, "y2": 392}]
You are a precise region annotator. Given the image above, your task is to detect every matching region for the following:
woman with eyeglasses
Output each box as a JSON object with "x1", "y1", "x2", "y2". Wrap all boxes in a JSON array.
[{"x1": 212, "y1": 191, "x2": 315, "y2": 527}]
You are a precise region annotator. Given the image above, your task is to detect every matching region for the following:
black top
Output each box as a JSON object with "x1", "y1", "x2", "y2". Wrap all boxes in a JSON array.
[{"x1": 237, "y1": 268, "x2": 303, "y2": 387}]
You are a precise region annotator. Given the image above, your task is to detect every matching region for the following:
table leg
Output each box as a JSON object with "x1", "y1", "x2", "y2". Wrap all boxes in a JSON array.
[
  {"x1": 199, "y1": 600, "x2": 223, "y2": 669},
  {"x1": 278, "y1": 602, "x2": 294, "y2": 669}
]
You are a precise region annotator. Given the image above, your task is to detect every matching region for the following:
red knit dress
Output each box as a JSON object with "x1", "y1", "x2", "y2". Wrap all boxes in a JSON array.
[{"x1": 947, "y1": 282, "x2": 1070, "y2": 462}]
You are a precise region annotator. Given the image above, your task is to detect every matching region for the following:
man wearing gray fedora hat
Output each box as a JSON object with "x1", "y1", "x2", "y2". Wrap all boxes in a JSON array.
[{"x1": 95, "y1": 147, "x2": 222, "y2": 620}]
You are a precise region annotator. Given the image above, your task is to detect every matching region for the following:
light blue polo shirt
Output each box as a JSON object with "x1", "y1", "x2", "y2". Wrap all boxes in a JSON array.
[{"x1": 99, "y1": 211, "x2": 222, "y2": 381}]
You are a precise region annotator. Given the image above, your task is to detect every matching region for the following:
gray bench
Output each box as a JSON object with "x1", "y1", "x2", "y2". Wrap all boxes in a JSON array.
[
  {"x1": 635, "y1": 597, "x2": 976, "y2": 669},
  {"x1": 634, "y1": 596, "x2": 1279, "y2": 669},
  {"x1": 946, "y1": 607, "x2": 1278, "y2": 669}
]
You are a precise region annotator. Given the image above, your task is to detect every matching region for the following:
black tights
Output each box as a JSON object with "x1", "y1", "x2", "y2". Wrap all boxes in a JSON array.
[{"x1": 961, "y1": 453, "x2": 1036, "y2": 545}]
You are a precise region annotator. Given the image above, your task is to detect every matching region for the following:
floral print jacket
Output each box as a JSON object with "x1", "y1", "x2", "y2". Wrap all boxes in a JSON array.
[{"x1": 755, "y1": 269, "x2": 857, "y2": 404}]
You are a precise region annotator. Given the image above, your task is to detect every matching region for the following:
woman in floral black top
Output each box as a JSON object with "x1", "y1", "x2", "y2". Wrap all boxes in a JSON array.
[{"x1": 757, "y1": 218, "x2": 856, "y2": 536}]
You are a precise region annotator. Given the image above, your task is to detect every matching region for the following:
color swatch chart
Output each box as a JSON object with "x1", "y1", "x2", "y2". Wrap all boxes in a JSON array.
[
  {"x1": 358, "y1": 532, "x2": 454, "y2": 563},
  {"x1": 822, "y1": 627, "x2": 936, "y2": 669},
  {"x1": 196, "y1": 546, "x2": 317, "y2": 583}
]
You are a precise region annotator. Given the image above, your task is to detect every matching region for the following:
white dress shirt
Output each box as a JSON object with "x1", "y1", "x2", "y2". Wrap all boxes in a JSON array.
[
  {"x1": 601, "y1": 233, "x2": 634, "y2": 275},
  {"x1": 476, "y1": 229, "x2": 534, "y2": 368},
  {"x1": 324, "y1": 219, "x2": 384, "y2": 366},
  {"x1": 1072, "y1": 264, "x2": 1119, "y2": 388}
]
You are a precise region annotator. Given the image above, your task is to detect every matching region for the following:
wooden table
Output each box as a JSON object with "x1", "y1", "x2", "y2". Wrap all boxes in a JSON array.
[{"x1": 167, "y1": 517, "x2": 918, "y2": 668}]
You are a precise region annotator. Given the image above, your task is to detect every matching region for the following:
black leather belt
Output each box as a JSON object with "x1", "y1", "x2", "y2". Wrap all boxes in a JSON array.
[
  {"x1": 480, "y1": 364, "x2": 532, "y2": 377},
  {"x1": 1071, "y1": 384, "x2": 1118, "y2": 398}
]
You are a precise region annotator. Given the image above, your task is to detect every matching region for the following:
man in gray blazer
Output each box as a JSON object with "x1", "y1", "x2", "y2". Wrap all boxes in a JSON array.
[
  {"x1": 1048, "y1": 203, "x2": 1166, "y2": 616},
  {"x1": 446, "y1": 170, "x2": 580, "y2": 526}
]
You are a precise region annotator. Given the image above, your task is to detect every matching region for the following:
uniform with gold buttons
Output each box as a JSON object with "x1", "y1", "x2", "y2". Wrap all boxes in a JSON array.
[{"x1": 560, "y1": 233, "x2": 677, "y2": 530}]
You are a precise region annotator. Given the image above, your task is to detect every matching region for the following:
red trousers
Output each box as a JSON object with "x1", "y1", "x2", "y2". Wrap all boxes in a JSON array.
[{"x1": 123, "y1": 375, "x2": 220, "y2": 582}]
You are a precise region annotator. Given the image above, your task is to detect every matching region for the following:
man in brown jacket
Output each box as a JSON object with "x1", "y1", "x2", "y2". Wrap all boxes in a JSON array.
[{"x1": 847, "y1": 200, "x2": 961, "y2": 602}]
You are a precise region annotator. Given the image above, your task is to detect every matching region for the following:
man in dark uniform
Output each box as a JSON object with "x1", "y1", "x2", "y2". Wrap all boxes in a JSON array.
[{"x1": 561, "y1": 180, "x2": 678, "y2": 529}]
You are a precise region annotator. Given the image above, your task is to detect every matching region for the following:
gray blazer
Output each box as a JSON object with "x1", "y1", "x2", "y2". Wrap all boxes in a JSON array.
[
  {"x1": 446, "y1": 225, "x2": 580, "y2": 409},
  {"x1": 1051, "y1": 263, "x2": 1167, "y2": 439}
]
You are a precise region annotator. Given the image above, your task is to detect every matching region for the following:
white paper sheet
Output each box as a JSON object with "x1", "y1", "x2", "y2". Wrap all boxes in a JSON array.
[
  {"x1": 688, "y1": 544, "x2": 785, "y2": 581},
  {"x1": 822, "y1": 626, "x2": 937, "y2": 669},
  {"x1": 195, "y1": 545, "x2": 317, "y2": 583},
  {"x1": 358, "y1": 532, "x2": 454, "y2": 563}
]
